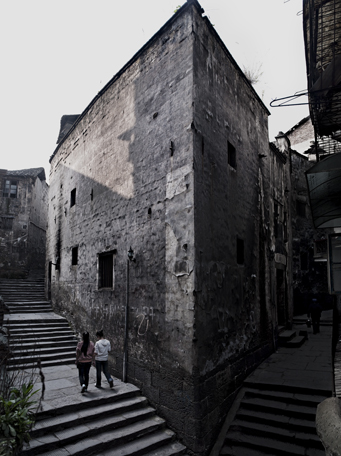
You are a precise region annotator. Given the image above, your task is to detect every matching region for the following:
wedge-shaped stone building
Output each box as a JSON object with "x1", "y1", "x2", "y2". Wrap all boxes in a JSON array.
[{"x1": 47, "y1": 1, "x2": 295, "y2": 453}]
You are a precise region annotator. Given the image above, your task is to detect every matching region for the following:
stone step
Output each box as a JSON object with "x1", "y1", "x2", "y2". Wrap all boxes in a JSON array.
[
  {"x1": 7, "y1": 327, "x2": 74, "y2": 336},
  {"x1": 285, "y1": 335, "x2": 306, "y2": 348},
  {"x1": 243, "y1": 388, "x2": 327, "y2": 408},
  {"x1": 1, "y1": 296, "x2": 46, "y2": 299},
  {"x1": 7, "y1": 308, "x2": 53, "y2": 314},
  {"x1": 4, "y1": 316, "x2": 70, "y2": 329},
  {"x1": 5, "y1": 321, "x2": 70, "y2": 329},
  {"x1": 31, "y1": 395, "x2": 149, "y2": 435},
  {"x1": 10, "y1": 341, "x2": 77, "y2": 353},
  {"x1": 236, "y1": 408, "x2": 318, "y2": 434},
  {"x1": 224, "y1": 430, "x2": 320, "y2": 456},
  {"x1": 10, "y1": 335, "x2": 77, "y2": 346},
  {"x1": 28, "y1": 428, "x2": 179, "y2": 456},
  {"x1": 7, "y1": 351, "x2": 75, "y2": 366},
  {"x1": 23, "y1": 408, "x2": 161, "y2": 455},
  {"x1": 240, "y1": 395, "x2": 317, "y2": 421},
  {"x1": 35, "y1": 385, "x2": 142, "y2": 420},
  {"x1": 6, "y1": 357, "x2": 76, "y2": 371},
  {"x1": 4, "y1": 300, "x2": 47, "y2": 305},
  {"x1": 278, "y1": 329, "x2": 297, "y2": 344},
  {"x1": 134, "y1": 441, "x2": 186, "y2": 456},
  {"x1": 94, "y1": 433, "x2": 186, "y2": 456},
  {"x1": 243, "y1": 379, "x2": 331, "y2": 397},
  {"x1": 230, "y1": 419, "x2": 323, "y2": 448}
]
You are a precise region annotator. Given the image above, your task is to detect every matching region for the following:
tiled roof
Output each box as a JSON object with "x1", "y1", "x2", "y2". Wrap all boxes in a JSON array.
[{"x1": 5, "y1": 168, "x2": 46, "y2": 180}]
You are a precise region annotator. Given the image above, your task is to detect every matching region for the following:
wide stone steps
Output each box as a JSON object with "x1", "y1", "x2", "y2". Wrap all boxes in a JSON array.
[
  {"x1": 6, "y1": 304, "x2": 53, "y2": 314},
  {"x1": 0, "y1": 278, "x2": 47, "y2": 307},
  {"x1": 3, "y1": 277, "x2": 187, "y2": 456},
  {"x1": 3, "y1": 318, "x2": 77, "y2": 370},
  {"x1": 21, "y1": 388, "x2": 186, "y2": 456},
  {"x1": 220, "y1": 387, "x2": 326, "y2": 456}
]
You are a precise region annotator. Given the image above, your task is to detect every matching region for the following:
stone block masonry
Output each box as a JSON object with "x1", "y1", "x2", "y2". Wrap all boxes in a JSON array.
[{"x1": 47, "y1": 1, "x2": 293, "y2": 454}]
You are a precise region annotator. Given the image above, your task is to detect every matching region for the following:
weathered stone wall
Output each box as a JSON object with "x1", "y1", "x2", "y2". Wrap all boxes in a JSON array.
[
  {"x1": 0, "y1": 170, "x2": 48, "y2": 278},
  {"x1": 27, "y1": 176, "x2": 48, "y2": 273},
  {"x1": 189, "y1": 10, "x2": 278, "y2": 451},
  {"x1": 47, "y1": 5, "x2": 197, "y2": 450},
  {"x1": 47, "y1": 2, "x2": 298, "y2": 454},
  {"x1": 287, "y1": 117, "x2": 314, "y2": 154}
]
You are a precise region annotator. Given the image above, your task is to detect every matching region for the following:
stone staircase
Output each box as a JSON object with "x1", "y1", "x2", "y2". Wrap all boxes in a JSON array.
[
  {"x1": 1, "y1": 274, "x2": 76, "y2": 370},
  {"x1": 1, "y1": 276, "x2": 187, "y2": 456},
  {"x1": 0, "y1": 276, "x2": 52, "y2": 313},
  {"x1": 3, "y1": 317, "x2": 77, "y2": 371},
  {"x1": 278, "y1": 328, "x2": 307, "y2": 348},
  {"x1": 21, "y1": 383, "x2": 186, "y2": 456},
  {"x1": 215, "y1": 314, "x2": 332, "y2": 456},
  {"x1": 219, "y1": 385, "x2": 327, "y2": 455}
]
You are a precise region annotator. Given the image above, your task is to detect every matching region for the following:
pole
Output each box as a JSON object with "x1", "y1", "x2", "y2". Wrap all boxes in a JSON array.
[{"x1": 123, "y1": 259, "x2": 129, "y2": 382}]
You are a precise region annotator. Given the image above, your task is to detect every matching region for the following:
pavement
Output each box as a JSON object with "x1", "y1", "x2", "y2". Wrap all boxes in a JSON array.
[
  {"x1": 28, "y1": 364, "x2": 135, "y2": 419},
  {"x1": 244, "y1": 309, "x2": 334, "y2": 395},
  {"x1": 9, "y1": 310, "x2": 335, "y2": 419},
  {"x1": 3, "y1": 311, "x2": 130, "y2": 416}
]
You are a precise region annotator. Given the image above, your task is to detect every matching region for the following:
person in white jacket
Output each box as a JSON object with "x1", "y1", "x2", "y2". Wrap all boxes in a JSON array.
[{"x1": 94, "y1": 329, "x2": 114, "y2": 388}]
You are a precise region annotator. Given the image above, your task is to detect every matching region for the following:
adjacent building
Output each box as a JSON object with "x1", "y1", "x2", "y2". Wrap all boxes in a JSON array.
[{"x1": 0, "y1": 168, "x2": 48, "y2": 279}]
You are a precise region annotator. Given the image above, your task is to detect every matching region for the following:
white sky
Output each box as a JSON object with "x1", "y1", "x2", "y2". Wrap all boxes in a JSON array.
[{"x1": 0, "y1": 0, "x2": 309, "y2": 182}]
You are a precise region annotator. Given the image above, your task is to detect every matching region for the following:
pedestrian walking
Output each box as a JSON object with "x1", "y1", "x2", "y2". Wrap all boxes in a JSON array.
[
  {"x1": 76, "y1": 332, "x2": 95, "y2": 393},
  {"x1": 94, "y1": 330, "x2": 114, "y2": 388},
  {"x1": 308, "y1": 298, "x2": 323, "y2": 334}
]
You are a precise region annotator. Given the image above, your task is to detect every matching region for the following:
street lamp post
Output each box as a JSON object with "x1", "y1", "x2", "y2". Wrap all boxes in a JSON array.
[{"x1": 123, "y1": 247, "x2": 135, "y2": 382}]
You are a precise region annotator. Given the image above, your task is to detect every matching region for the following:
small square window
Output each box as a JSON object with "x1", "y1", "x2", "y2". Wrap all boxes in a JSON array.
[
  {"x1": 300, "y1": 251, "x2": 308, "y2": 270},
  {"x1": 1, "y1": 217, "x2": 13, "y2": 230},
  {"x1": 228, "y1": 141, "x2": 236, "y2": 169},
  {"x1": 72, "y1": 246, "x2": 78, "y2": 266},
  {"x1": 3, "y1": 180, "x2": 17, "y2": 198},
  {"x1": 98, "y1": 251, "x2": 115, "y2": 289},
  {"x1": 70, "y1": 188, "x2": 76, "y2": 207},
  {"x1": 296, "y1": 200, "x2": 306, "y2": 218},
  {"x1": 237, "y1": 238, "x2": 244, "y2": 264}
]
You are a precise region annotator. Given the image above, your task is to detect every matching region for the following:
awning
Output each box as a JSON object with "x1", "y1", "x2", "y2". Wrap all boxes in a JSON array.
[{"x1": 306, "y1": 153, "x2": 341, "y2": 228}]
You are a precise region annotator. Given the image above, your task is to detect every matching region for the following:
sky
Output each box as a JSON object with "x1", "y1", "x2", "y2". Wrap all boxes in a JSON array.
[{"x1": 0, "y1": 0, "x2": 309, "y2": 182}]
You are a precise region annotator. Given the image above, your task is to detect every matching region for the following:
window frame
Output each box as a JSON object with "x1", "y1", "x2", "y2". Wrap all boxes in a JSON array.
[
  {"x1": 71, "y1": 246, "x2": 78, "y2": 266},
  {"x1": 228, "y1": 141, "x2": 237, "y2": 169},
  {"x1": 98, "y1": 250, "x2": 115, "y2": 289},
  {"x1": 3, "y1": 180, "x2": 18, "y2": 198},
  {"x1": 70, "y1": 188, "x2": 76, "y2": 207},
  {"x1": 237, "y1": 237, "x2": 244, "y2": 265}
]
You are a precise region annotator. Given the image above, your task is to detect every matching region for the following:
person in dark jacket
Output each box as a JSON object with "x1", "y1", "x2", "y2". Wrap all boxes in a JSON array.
[
  {"x1": 308, "y1": 298, "x2": 323, "y2": 334},
  {"x1": 76, "y1": 332, "x2": 95, "y2": 393},
  {"x1": 94, "y1": 330, "x2": 114, "y2": 388}
]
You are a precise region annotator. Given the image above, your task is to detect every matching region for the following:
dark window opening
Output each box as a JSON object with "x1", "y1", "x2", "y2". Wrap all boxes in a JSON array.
[
  {"x1": 283, "y1": 212, "x2": 288, "y2": 242},
  {"x1": 98, "y1": 251, "x2": 114, "y2": 289},
  {"x1": 3, "y1": 180, "x2": 17, "y2": 198},
  {"x1": 237, "y1": 238, "x2": 244, "y2": 264},
  {"x1": 1, "y1": 217, "x2": 13, "y2": 230},
  {"x1": 274, "y1": 203, "x2": 279, "y2": 237},
  {"x1": 70, "y1": 188, "x2": 76, "y2": 207},
  {"x1": 72, "y1": 246, "x2": 78, "y2": 266},
  {"x1": 228, "y1": 141, "x2": 236, "y2": 169},
  {"x1": 300, "y1": 251, "x2": 308, "y2": 271},
  {"x1": 296, "y1": 200, "x2": 306, "y2": 218}
]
